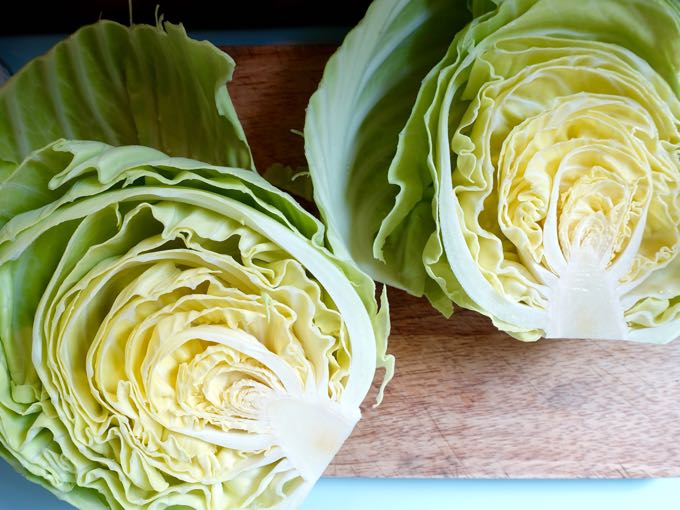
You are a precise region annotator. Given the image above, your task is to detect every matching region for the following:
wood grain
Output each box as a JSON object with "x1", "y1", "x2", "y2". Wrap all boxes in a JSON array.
[{"x1": 224, "y1": 44, "x2": 680, "y2": 479}]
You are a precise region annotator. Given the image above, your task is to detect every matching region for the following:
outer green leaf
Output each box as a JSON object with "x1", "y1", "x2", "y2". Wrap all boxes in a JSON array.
[
  {"x1": 305, "y1": 0, "x2": 472, "y2": 302},
  {"x1": 0, "y1": 20, "x2": 252, "y2": 176}
]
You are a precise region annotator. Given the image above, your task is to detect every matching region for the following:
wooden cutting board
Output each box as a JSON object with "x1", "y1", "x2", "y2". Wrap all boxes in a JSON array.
[{"x1": 224, "y1": 44, "x2": 680, "y2": 479}]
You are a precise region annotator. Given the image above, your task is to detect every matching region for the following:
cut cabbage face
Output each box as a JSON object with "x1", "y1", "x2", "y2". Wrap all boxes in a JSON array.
[
  {"x1": 0, "y1": 141, "x2": 387, "y2": 509},
  {"x1": 0, "y1": 21, "x2": 391, "y2": 510},
  {"x1": 306, "y1": 0, "x2": 680, "y2": 341}
]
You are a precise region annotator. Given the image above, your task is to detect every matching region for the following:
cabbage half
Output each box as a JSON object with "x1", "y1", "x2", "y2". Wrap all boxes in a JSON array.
[
  {"x1": 306, "y1": 0, "x2": 680, "y2": 342},
  {"x1": 0, "y1": 22, "x2": 391, "y2": 509}
]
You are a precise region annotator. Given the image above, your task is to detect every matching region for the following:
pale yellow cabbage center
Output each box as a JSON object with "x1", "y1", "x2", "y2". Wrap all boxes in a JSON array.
[
  {"x1": 448, "y1": 38, "x2": 680, "y2": 339},
  {"x1": 37, "y1": 204, "x2": 356, "y2": 507}
]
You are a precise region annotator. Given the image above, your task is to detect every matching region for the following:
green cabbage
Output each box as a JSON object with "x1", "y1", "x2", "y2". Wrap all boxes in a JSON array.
[
  {"x1": 306, "y1": 0, "x2": 680, "y2": 342},
  {"x1": 0, "y1": 21, "x2": 391, "y2": 509}
]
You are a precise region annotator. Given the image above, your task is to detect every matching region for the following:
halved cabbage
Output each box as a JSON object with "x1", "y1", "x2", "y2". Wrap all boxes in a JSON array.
[
  {"x1": 0, "y1": 21, "x2": 391, "y2": 510},
  {"x1": 306, "y1": 0, "x2": 680, "y2": 341}
]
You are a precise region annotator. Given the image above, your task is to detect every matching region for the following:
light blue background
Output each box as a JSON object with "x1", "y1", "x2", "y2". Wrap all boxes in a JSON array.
[
  {"x1": 0, "y1": 461, "x2": 679, "y2": 510},
  {"x1": 0, "y1": 28, "x2": 349, "y2": 75},
  {"x1": 2, "y1": 29, "x2": 679, "y2": 510}
]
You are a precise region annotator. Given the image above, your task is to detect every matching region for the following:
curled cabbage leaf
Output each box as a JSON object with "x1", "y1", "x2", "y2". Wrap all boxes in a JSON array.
[
  {"x1": 306, "y1": 0, "x2": 680, "y2": 342},
  {"x1": 0, "y1": 21, "x2": 391, "y2": 510}
]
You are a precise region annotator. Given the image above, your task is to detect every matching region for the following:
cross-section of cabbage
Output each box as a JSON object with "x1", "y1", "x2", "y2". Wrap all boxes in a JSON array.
[
  {"x1": 437, "y1": 35, "x2": 680, "y2": 341},
  {"x1": 306, "y1": 0, "x2": 680, "y2": 342},
  {"x1": 0, "y1": 141, "x2": 389, "y2": 509}
]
